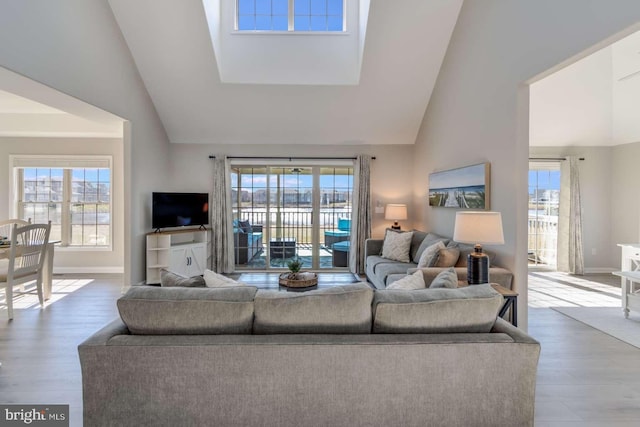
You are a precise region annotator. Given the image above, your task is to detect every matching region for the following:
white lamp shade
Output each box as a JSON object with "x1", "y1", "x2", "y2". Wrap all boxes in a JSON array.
[
  {"x1": 385, "y1": 204, "x2": 408, "y2": 221},
  {"x1": 453, "y1": 211, "x2": 505, "y2": 245}
]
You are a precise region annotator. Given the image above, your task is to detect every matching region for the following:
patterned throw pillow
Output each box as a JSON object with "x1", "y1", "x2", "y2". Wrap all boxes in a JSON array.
[
  {"x1": 432, "y1": 247, "x2": 461, "y2": 267},
  {"x1": 429, "y1": 267, "x2": 459, "y2": 288},
  {"x1": 417, "y1": 240, "x2": 446, "y2": 268},
  {"x1": 387, "y1": 270, "x2": 426, "y2": 290},
  {"x1": 203, "y1": 269, "x2": 246, "y2": 287},
  {"x1": 160, "y1": 269, "x2": 205, "y2": 287},
  {"x1": 381, "y1": 230, "x2": 414, "y2": 263}
]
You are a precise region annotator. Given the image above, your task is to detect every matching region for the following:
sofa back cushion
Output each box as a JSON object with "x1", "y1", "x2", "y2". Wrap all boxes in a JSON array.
[
  {"x1": 372, "y1": 284, "x2": 503, "y2": 333},
  {"x1": 253, "y1": 283, "x2": 373, "y2": 334},
  {"x1": 117, "y1": 286, "x2": 257, "y2": 335}
]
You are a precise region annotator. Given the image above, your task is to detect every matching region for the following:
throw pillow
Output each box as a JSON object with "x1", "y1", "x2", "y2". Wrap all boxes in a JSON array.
[
  {"x1": 160, "y1": 269, "x2": 205, "y2": 287},
  {"x1": 381, "y1": 229, "x2": 414, "y2": 263},
  {"x1": 387, "y1": 270, "x2": 426, "y2": 290},
  {"x1": 429, "y1": 267, "x2": 458, "y2": 288},
  {"x1": 203, "y1": 269, "x2": 245, "y2": 287},
  {"x1": 432, "y1": 247, "x2": 460, "y2": 267},
  {"x1": 417, "y1": 240, "x2": 446, "y2": 268}
]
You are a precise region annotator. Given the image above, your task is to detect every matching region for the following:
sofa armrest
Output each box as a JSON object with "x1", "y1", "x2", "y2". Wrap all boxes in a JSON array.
[
  {"x1": 365, "y1": 239, "x2": 383, "y2": 257},
  {"x1": 492, "y1": 318, "x2": 540, "y2": 345},
  {"x1": 78, "y1": 318, "x2": 129, "y2": 348}
]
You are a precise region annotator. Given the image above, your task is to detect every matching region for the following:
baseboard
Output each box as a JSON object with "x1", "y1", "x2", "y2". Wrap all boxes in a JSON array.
[
  {"x1": 584, "y1": 267, "x2": 616, "y2": 274},
  {"x1": 53, "y1": 266, "x2": 124, "y2": 274}
]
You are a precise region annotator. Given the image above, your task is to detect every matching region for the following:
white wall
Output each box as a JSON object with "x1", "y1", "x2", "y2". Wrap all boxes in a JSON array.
[
  {"x1": 0, "y1": 137, "x2": 124, "y2": 273},
  {"x1": 611, "y1": 141, "x2": 640, "y2": 266},
  {"x1": 0, "y1": 1, "x2": 171, "y2": 285},
  {"x1": 167, "y1": 143, "x2": 414, "y2": 239},
  {"x1": 529, "y1": 147, "x2": 613, "y2": 271},
  {"x1": 413, "y1": 0, "x2": 640, "y2": 330}
]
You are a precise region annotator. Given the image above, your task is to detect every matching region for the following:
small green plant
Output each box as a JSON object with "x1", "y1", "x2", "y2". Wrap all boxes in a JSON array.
[{"x1": 287, "y1": 258, "x2": 302, "y2": 273}]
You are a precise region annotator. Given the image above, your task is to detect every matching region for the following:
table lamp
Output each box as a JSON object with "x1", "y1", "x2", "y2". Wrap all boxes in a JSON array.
[
  {"x1": 453, "y1": 211, "x2": 504, "y2": 284},
  {"x1": 385, "y1": 204, "x2": 407, "y2": 230}
]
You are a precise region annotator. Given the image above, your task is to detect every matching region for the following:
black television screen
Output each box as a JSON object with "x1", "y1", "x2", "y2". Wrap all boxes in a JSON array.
[{"x1": 152, "y1": 192, "x2": 209, "y2": 229}]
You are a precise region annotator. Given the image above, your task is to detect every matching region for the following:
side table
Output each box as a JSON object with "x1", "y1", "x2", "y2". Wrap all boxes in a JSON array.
[{"x1": 491, "y1": 284, "x2": 518, "y2": 327}]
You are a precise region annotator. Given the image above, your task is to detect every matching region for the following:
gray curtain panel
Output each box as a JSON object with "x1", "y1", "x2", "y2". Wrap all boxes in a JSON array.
[
  {"x1": 211, "y1": 157, "x2": 235, "y2": 273},
  {"x1": 350, "y1": 155, "x2": 372, "y2": 274},
  {"x1": 557, "y1": 156, "x2": 584, "y2": 274}
]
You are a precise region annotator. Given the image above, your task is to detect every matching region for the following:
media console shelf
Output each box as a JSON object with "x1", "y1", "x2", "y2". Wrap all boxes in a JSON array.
[
  {"x1": 146, "y1": 228, "x2": 211, "y2": 284},
  {"x1": 613, "y1": 243, "x2": 640, "y2": 318}
]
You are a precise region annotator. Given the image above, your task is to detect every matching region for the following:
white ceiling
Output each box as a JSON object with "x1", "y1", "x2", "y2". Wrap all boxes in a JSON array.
[
  {"x1": 0, "y1": 68, "x2": 124, "y2": 138},
  {"x1": 108, "y1": 0, "x2": 463, "y2": 145},
  {"x1": 530, "y1": 30, "x2": 640, "y2": 147}
]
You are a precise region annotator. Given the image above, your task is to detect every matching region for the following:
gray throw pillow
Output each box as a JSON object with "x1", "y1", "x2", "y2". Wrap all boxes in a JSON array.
[
  {"x1": 429, "y1": 267, "x2": 458, "y2": 288},
  {"x1": 432, "y1": 247, "x2": 460, "y2": 267},
  {"x1": 160, "y1": 269, "x2": 205, "y2": 287}
]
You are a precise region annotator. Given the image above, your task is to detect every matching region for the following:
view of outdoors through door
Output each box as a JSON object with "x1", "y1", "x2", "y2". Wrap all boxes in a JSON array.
[
  {"x1": 528, "y1": 162, "x2": 561, "y2": 268},
  {"x1": 231, "y1": 165, "x2": 353, "y2": 270}
]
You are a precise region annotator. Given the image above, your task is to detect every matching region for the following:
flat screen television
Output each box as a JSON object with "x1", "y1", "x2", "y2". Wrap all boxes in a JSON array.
[{"x1": 152, "y1": 192, "x2": 209, "y2": 230}]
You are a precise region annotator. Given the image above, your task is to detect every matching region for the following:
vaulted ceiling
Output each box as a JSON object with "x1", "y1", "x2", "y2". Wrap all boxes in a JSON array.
[{"x1": 107, "y1": 0, "x2": 463, "y2": 145}]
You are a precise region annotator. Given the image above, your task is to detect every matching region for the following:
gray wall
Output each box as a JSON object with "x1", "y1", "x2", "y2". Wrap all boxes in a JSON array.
[
  {"x1": 413, "y1": 0, "x2": 640, "y2": 329},
  {"x1": 168, "y1": 143, "x2": 415, "y2": 239},
  {"x1": 0, "y1": 137, "x2": 125, "y2": 272},
  {"x1": 0, "y1": 1, "x2": 171, "y2": 285},
  {"x1": 529, "y1": 146, "x2": 613, "y2": 271}
]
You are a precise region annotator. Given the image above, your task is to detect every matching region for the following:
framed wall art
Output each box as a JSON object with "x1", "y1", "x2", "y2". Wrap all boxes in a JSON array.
[{"x1": 428, "y1": 162, "x2": 490, "y2": 209}]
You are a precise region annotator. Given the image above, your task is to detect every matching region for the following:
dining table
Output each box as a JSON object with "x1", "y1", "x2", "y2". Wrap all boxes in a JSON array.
[{"x1": 0, "y1": 240, "x2": 59, "y2": 301}]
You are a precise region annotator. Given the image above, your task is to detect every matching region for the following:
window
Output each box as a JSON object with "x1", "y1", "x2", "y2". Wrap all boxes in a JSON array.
[
  {"x1": 237, "y1": 0, "x2": 344, "y2": 32},
  {"x1": 13, "y1": 156, "x2": 112, "y2": 248}
]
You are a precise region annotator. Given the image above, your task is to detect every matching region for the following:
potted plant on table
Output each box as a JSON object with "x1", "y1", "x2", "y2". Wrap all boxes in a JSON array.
[{"x1": 286, "y1": 258, "x2": 303, "y2": 280}]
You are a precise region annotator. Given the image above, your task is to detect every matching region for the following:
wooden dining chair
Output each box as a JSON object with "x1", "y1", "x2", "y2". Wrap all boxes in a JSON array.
[{"x1": 0, "y1": 221, "x2": 51, "y2": 320}]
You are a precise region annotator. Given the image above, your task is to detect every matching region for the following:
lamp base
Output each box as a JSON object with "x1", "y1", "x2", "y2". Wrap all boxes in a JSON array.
[
  {"x1": 390, "y1": 221, "x2": 401, "y2": 230},
  {"x1": 467, "y1": 245, "x2": 489, "y2": 284}
]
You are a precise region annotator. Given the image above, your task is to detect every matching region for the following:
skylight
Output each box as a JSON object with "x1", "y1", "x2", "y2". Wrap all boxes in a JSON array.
[{"x1": 237, "y1": 0, "x2": 344, "y2": 32}]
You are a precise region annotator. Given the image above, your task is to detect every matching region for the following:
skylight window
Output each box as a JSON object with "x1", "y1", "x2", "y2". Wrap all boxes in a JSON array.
[{"x1": 237, "y1": 0, "x2": 345, "y2": 32}]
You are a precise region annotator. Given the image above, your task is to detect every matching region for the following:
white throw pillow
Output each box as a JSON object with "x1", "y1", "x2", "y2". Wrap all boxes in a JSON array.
[
  {"x1": 417, "y1": 240, "x2": 446, "y2": 268},
  {"x1": 387, "y1": 270, "x2": 426, "y2": 290},
  {"x1": 203, "y1": 269, "x2": 245, "y2": 287},
  {"x1": 381, "y1": 230, "x2": 414, "y2": 263}
]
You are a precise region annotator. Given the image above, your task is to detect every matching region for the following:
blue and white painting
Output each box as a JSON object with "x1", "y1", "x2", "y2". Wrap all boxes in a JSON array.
[{"x1": 428, "y1": 163, "x2": 490, "y2": 209}]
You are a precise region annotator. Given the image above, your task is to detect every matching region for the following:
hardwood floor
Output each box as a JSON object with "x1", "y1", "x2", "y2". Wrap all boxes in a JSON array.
[{"x1": 1, "y1": 273, "x2": 639, "y2": 426}]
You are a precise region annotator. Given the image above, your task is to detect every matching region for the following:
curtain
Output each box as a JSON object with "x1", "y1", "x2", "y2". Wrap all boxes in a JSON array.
[
  {"x1": 557, "y1": 156, "x2": 584, "y2": 275},
  {"x1": 211, "y1": 157, "x2": 235, "y2": 273},
  {"x1": 349, "y1": 155, "x2": 372, "y2": 274}
]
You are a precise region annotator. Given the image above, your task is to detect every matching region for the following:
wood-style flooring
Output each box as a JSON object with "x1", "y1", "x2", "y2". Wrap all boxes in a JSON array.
[{"x1": 1, "y1": 273, "x2": 639, "y2": 426}]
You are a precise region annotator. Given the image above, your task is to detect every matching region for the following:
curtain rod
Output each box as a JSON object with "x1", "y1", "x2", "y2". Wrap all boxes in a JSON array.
[
  {"x1": 209, "y1": 155, "x2": 375, "y2": 160},
  {"x1": 529, "y1": 157, "x2": 585, "y2": 161}
]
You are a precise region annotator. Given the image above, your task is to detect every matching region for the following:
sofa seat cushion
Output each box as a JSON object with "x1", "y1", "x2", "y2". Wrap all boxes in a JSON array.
[
  {"x1": 375, "y1": 262, "x2": 417, "y2": 284},
  {"x1": 372, "y1": 284, "x2": 503, "y2": 333},
  {"x1": 253, "y1": 283, "x2": 373, "y2": 334},
  {"x1": 117, "y1": 286, "x2": 258, "y2": 335}
]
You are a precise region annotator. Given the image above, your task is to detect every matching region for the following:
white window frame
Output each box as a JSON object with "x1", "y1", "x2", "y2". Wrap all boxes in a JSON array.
[
  {"x1": 9, "y1": 154, "x2": 113, "y2": 251},
  {"x1": 235, "y1": 0, "x2": 346, "y2": 33}
]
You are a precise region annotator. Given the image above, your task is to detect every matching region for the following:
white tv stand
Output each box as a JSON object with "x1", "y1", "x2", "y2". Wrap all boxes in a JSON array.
[{"x1": 146, "y1": 228, "x2": 211, "y2": 284}]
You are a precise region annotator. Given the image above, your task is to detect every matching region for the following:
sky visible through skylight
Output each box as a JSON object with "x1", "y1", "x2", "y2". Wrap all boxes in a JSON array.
[{"x1": 237, "y1": 0, "x2": 344, "y2": 31}]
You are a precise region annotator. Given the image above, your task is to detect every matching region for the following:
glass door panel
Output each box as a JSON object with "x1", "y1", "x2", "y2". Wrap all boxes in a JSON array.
[{"x1": 528, "y1": 164, "x2": 560, "y2": 268}]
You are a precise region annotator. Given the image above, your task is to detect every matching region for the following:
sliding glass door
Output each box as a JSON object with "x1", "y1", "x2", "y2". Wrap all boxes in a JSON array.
[
  {"x1": 231, "y1": 164, "x2": 353, "y2": 270},
  {"x1": 528, "y1": 162, "x2": 561, "y2": 268}
]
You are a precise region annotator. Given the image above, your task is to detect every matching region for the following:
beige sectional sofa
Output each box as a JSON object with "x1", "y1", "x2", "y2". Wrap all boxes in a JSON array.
[
  {"x1": 365, "y1": 230, "x2": 513, "y2": 289},
  {"x1": 79, "y1": 283, "x2": 539, "y2": 427}
]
